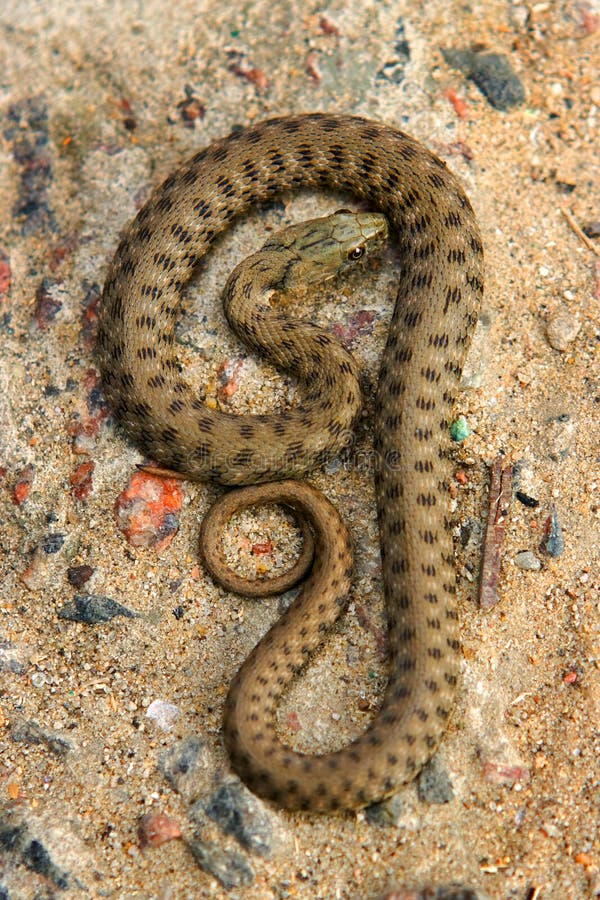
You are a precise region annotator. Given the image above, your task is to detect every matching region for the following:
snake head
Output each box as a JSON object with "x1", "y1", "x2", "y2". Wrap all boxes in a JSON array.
[{"x1": 266, "y1": 210, "x2": 389, "y2": 288}]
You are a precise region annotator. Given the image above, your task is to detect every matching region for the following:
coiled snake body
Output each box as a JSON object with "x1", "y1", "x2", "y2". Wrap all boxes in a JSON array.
[{"x1": 97, "y1": 114, "x2": 484, "y2": 812}]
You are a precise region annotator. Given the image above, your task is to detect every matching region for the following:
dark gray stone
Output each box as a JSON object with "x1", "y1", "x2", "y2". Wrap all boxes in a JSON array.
[
  {"x1": 417, "y1": 757, "x2": 455, "y2": 804},
  {"x1": 364, "y1": 793, "x2": 403, "y2": 827},
  {"x1": 11, "y1": 718, "x2": 70, "y2": 757},
  {"x1": 187, "y1": 836, "x2": 254, "y2": 888},
  {"x1": 57, "y1": 594, "x2": 138, "y2": 624},
  {"x1": 159, "y1": 734, "x2": 215, "y2": 804},
  {"x1": 203, "y1": 780, "x2": 278, "y2": 857},
  {"x1": 442, "y1": 48, "x2": 525, "y2": 110}
]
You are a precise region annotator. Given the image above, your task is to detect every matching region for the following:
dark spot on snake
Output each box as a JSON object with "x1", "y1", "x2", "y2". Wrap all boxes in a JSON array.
[
  {"x1": 421, "y1": 366, "x2": 440, "y2": 383},
  {"x1": 403, "y1": 309, "x2": 422, "y2": 327},
  {"x1": 110, "y1": 341, "x2": 124, "y2": 361},
  {"x1": 135, "y1": 224, "x2": 152, "y2": 242},
  {"x1": 155, "y1": 195, "x2": 173, "y2": 213},
  {"x1": 132, "y1": 401, "x2": 152, "y2": 419},
  {"x1": 321, "y1": 116, "x2": 343, "y2": 131},
  {"x1": 394, "y1": 685, "x2": 410, "y2": 700},
  {"x1": 398, "y1": 656, "x2": 417, "y2": 672},
  {"x1": 387, "y1": 379, "x2": 405, "y2": 396},
  {"x1": 428, "y1": 171, "x2": 446, "y2": 189},
  {"x1": 414, "y1": 427, "x2": 433, "y2": 441},
  {"x1": 429, "y1": 332, "x2": 450, "y2": 349},
  {"x1": 391, "y1": 558, "x2": 408, "y2": 574},
  {"x1": 444, "y1": 210, "x2": 462, "y2": 228},
  {"x1": 212, "y1": 146, "x2": 229, "y2": 162},
  {"x1": 414, "y1": 459, "x2": 433, "y2": 473},
  {"x1": 161, "y1": 426, "x2": 180, "y2": 443},
  {"x1": 141, "y1": 345, "x2": 158, "y2": 361},
  {"x1": 447, "y1": 247, "x2": 466, "y2": 264}
]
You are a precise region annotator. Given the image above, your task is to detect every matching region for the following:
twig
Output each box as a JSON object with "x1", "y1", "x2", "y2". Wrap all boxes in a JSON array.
[
  {"x1": 561, "y1": 207, "x2": 600, "y2": 258},
  {"x1": 479, "y1": 457, "x2": 513, "y2": 610}
]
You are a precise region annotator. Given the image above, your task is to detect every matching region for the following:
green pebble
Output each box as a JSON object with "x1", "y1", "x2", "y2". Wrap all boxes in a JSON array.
[{"x1": 450, "y1": 415, "x2": 470, "y2": 442}]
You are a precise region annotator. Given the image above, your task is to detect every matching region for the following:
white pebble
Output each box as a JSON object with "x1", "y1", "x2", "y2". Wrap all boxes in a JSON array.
[
  {"x1": 515, "y1": 551, "x2": 542, "y2": 571},
  {"x1": 546, "y1": 311, "x2": 580, "y2": 351},
  {"x1": 146, "y1": 699, "x2": 182, "y2": 731}
]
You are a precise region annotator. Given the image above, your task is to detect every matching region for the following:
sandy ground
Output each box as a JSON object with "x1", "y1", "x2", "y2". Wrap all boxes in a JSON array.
[{"x1": 1, "y1": 2, "x2": 599, "y2": 898}]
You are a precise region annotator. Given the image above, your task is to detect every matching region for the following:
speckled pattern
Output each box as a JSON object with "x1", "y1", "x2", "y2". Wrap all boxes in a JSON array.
[{"x1": 97, "y1": 113, "x2": 484, "y2": 812}]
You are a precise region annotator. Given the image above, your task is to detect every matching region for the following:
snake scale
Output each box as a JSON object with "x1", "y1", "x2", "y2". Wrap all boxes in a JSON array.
[{"x1": 97, "y1": 113, "x2": 484, "y2": 812}]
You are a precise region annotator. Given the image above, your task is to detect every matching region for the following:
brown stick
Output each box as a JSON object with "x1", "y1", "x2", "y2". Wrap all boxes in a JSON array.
[{"x1": 561, "y1": 207, "x2": 600, "y2": 258}]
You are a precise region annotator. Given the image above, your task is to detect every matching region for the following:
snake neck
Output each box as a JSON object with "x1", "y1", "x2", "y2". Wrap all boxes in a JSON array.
[{"x1": 223, "y1": 246, "x2": 363, "y2": 419}]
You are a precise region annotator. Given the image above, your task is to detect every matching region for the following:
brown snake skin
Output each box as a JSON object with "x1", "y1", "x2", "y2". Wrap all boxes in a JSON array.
[{"x1": 97, "y1": 114, "x2": 484, "y2": 812}]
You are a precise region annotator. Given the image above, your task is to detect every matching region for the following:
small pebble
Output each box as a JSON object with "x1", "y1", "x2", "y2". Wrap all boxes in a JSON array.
[
  {"x1": 541, "y1": 505, "x2": 565, "y2": 557},
  {"x1": 202, "y1": 780, "x2": 281, "y2": 858},
  {"x1": 0, "y1": 638, "x2": 28, "y2": 675},
  {"x1": 450, "y1": 415, "x2": 470, "y2": 442},
  {"x1": 138, "y1": 812, "x2": 182, "y2": 848},
  {"x1": 33, "y1": 278, "x2": 64, "y2": 330},
  {"x1": 12, "y1": 464, "x2": 35, "y2": 506},
  {"x1": 376, "y1": 18, "x2": 411, "y2": 84},
  {"x1": 417, "y1": 757, "x2": 454, "y2": 804},
  {"x1": 546, "y1": 311, "x2": 581, "y2": 351},
  {"x1": 187, "y1": 836, "x2": 254, "y2": 888},
  {"x1": 114, "y1": 471, "x2": 184, "y2": 551},
  {"x1": 11, "y1": 718, "x2": 70, "y2": 757},
  {"x1": 515, "y1": 491, "x2": 539, "y2": 508},
  {"x1": 0, "y1": 811, "x2": 70, "y2": 890},
  {"x1": 66, "y1": 564, "x2": 94, "y2": 588},
  {"x1": 177, "y1": 86, "x2": 206, "y2": 127},
  {"x1": 514, "y1": 550, "x2": 542, "y2": 571},
  {"x1": 509, "y1": 4, "x2": 530, "y2": 30},
  {"x1": 69, "y1": 461, "x2": 94, "y2": 501},
  {"x1": 42, "y1": 532, "x2": 65, "y2": 554},
  {"x1": 159, "y1": 735, "x2": 216, "y2": 804},
  {"x1": 364, "y1": 794, "x2": 403, "y2": 827},
  {"x1": 442, "y1": 48, "x2": 525, "y2": 110},
  {"x1": 146, "y1": 699, "x2": 182, "y2": 732},
  {"x1": 57, "y1": 594, "x2": 138, "y2": 624},
  {"x1": 482, "y1": 760, "x2": 530, "y2": 786}
]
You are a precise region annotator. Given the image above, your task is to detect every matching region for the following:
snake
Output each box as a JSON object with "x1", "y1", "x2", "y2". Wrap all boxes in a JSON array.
[{"x1": 96, "y1": 113, "x2": 484, "y2": 812}]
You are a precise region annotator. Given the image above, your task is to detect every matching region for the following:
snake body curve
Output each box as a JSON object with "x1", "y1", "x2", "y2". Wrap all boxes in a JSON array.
[{"x1": 97, "y1": 114, "x2": 484, "y2": 812}]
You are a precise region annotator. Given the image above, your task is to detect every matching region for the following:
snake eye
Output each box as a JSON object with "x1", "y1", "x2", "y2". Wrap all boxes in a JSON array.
[{"x1": 348, "y1": 246, "x2": 364, "y2": 260}]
